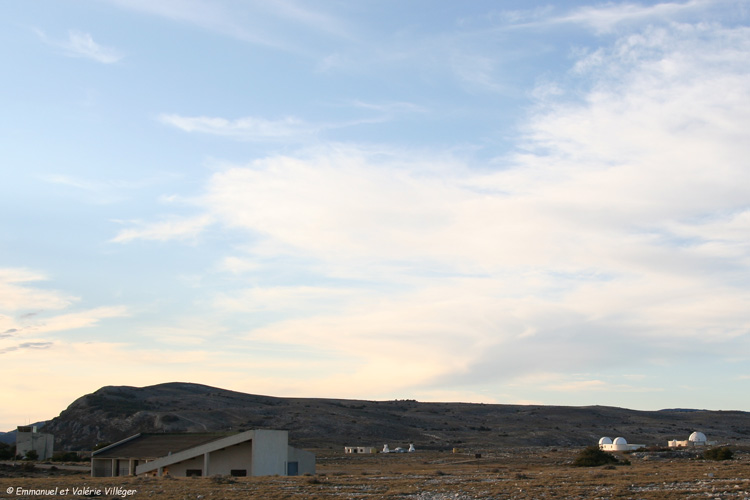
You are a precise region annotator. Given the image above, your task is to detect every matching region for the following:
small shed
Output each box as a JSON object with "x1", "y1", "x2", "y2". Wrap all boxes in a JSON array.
[{"x1": 344, "y1": 446, "x2": 376, "y2": 454}]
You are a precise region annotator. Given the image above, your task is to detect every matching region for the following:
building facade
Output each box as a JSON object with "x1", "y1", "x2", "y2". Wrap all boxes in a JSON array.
[
  {"x1": 668, "y1": 431, "x2": 717, "y2": 448},
  {"x1": 15, "y1": 426, "x2": 54, "y2": 460},
  {"x1": 91, "y1": 429, "x2": 314, "y2": 478},
  {"x1": 344, "y1": 446, "x2": 376, "y2": 454},
  {"x1": 598, "y1": 436, "x2": 645, "y2": 452}
]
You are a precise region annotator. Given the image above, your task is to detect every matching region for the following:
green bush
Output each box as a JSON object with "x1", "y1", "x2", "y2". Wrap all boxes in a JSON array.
[
  {"x1": 573, "y1": 446, "x2": 620, "y2": 467},
  {"x1": 24, "y1": 449, "x2": 39, "y2": 461},
  {"x1": 703, "y1": 447, "x2": 733, "y2": 461}
]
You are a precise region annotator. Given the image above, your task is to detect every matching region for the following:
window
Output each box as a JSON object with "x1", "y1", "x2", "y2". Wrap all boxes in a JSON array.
[
  {"x1": 185, "y1": 469, "x2": 202, "y2": 477},
  {"x1": 230, "y1": 469, "x2": 247, "y2": 477}
]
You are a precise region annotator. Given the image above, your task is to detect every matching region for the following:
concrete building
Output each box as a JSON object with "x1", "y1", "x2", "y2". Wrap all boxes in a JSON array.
[
  {"x1": 598, "y1": 436, "x2": 645, "y2": 452},
  {"x1": 91, "y1": 429, "x2": 314, "y2": 478},
  {"x1": 15, "y1": 426, "x2": 54, "y2": 460},
  {"x1": 344, "y1": 446, "x2": 375, "y2": 454},
  {"x1": 668, "y1": 431, "x2": 717, "y2": 448}
]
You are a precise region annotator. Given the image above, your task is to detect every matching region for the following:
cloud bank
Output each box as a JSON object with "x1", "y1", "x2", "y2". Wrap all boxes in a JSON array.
[{"x1": 110, "y1": 20, "x2": 750, "y2": 401}]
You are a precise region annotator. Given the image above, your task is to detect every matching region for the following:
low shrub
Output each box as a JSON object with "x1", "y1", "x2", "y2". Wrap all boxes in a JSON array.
[
  {"x1": 703, "y1": 447, "x2": 733, "y2": 461},
  {"x1": 573, "y1": 446, "x2": 620, "y2": 467}
]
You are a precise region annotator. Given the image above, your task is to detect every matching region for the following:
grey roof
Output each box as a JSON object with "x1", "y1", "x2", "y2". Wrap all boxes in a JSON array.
[{"x1": 93, "y1": 433, "x2": 230, "y2": 459}]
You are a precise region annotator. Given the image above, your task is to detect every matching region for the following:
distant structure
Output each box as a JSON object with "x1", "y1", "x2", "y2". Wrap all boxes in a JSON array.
[
  {"x1": 381, "y1": 443, "x2": 415, "y2": 454},
  {"x1": 598, "y1": 436, "x2": 644, "y2": 452},
  {"x1": 15, "y1": 426, "x2": 54, "y2": 460},
  {"x1": 91, "y1": 429, "x2": 314, "y2": 477},
  {"x1": 344, "y1": 446, "x2": 375, "y2": 454},
  {"x1": 668, "y1": 431, "x2": 717, "y2": 448}
]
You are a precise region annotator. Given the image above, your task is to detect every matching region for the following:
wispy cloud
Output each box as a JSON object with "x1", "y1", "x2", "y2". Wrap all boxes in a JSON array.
[
  {"x1": 158, "y1": 114, "x2": 318, "y2": 142},
  {"x1": 0, "y1": 342, "x2": 53, "y2": 355},
  {"x1": 111, "y1": 215, "x2": 214, "y2": 243},
  {"x1": 0, "y1": 268, "x2": 75, "y2": 312},
  {"x1": 31, "y1": 306, "x2": 129, "y2": 334},
  {"x1": 486, "y1": 0, "x2": 729, "y2": 35},
  {"x1": 159, "y1": 102, "x2": 426, "y2": 142},
  {"x1": 104, "y1": 0, "x2": 353, "y2": 54},
  {"x1": 35, "y1": 29, "x2": 123, "y2": 63},
  {"x1": 556, "y1": 0, "x2": 722, "y2": 34}
]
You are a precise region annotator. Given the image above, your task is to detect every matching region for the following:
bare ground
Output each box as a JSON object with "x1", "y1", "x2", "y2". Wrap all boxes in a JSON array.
[{"x1": 1, "y1": 447, "x2": 748, "y2": 499}]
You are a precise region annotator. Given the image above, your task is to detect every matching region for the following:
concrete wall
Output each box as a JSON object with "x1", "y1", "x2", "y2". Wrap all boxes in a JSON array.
[
  {"x1": 164, "y1": 441, "x2": 254, "y2": 477},
  {"x1": 163, "y1": 454, "x2": 205, "y2": 477},
  {"x1": 16, "y1": 428, "x2": 54, "y2": 460},
  {"x1": 250, "y1": 430, "x2": 288, "y2": 476},
  {"x1": 288, "y1": 446, "x2": 316, "y2": 475}
]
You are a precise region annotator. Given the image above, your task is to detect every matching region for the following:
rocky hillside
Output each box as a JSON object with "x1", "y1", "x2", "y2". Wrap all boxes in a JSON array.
[{"x1": 42, "y1": 382, "x2": 750, "y2": 451}]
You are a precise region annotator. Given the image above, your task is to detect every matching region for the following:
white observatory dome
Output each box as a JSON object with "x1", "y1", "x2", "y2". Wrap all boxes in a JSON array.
[
  {"x1": 689, "y1": 431, "x2": 707, "y2": 443},
  {"x1": 599, "y1": 437, "x2": 613, "y2": 445},
  {"x1": 613, "y1": 437, "x2": 628, "y2": 445}
]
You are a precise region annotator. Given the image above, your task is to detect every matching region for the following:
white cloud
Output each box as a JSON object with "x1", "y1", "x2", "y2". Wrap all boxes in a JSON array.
[
  {"x1": 0, "y1": 268, "x2": 76, "y2": 312},
  {"x1": 502, "y1": 0, "x2": 729, "y2": 35},
  {"x1": 31, "y1": 306, "x2": 129, "y2": 334},
  {"x1": 35, "y1": 29, "x2": 123, "y2": 63},
  {"x1": 114, "y1": 19, "x2": 750, "y2": 398},
  {"x1": 111, "y1": 215, "x2": 214, "y2": 243},
  {"x1": 159, "y1": 114, "x2": 318, "y2": 142},
  {"x1": 0, "y1": 269, "x2": 130, "y2": 384}
]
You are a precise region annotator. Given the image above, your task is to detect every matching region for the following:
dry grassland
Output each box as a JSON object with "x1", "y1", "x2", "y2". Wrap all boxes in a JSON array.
[{"x1": 1, "y1": 448, "x2": 748, "y2": 499}]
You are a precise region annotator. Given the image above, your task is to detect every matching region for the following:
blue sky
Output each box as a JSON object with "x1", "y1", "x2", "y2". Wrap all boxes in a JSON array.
[{"x1": 3, "y1": 0, "x2": 750, "y2": 430}]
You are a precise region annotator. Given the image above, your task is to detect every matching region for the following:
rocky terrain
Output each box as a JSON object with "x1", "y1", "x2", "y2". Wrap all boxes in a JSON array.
[
  {"x1": 31, "y1": 382, "x2": 750, "y2": 452},
  {"x1": 1, "y1": 447, "x2": 749, "y2": 499}
]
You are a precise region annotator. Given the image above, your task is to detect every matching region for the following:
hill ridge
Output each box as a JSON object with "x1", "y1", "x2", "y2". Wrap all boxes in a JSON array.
[{"x1": 40, "y1": 382, "x2": 750, "y2": 451}]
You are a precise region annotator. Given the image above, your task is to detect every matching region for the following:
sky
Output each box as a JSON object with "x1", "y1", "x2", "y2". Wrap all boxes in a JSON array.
[{"x1": 2, "y1": 0, "x2": 750, "y2": 431}]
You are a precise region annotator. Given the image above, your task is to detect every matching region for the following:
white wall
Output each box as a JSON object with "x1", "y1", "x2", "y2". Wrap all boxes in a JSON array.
[
  {"x1": 16, "y1": 430, "x2": 54, "y2": 460},
  {"x1": 250, "y1": 430, "x2": 288, "y2": 476}
]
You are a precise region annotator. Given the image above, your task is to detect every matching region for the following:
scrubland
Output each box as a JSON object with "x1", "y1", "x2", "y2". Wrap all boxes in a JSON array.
[{"x1": 1, "y1": 447, "x2": 748, "y2": 499}]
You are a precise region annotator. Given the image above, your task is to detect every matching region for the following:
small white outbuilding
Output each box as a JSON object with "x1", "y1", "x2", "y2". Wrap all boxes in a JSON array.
[{"x1": 344, "y1": 446, "x2": 375, "y2": 454}]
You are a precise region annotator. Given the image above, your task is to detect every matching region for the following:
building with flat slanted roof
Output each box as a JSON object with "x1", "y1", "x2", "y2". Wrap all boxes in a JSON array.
[{"x1": 91, "y1": 429, "x2": 314, "y2": 477}]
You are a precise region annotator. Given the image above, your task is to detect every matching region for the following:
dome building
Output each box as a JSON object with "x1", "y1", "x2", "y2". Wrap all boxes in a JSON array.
[
  {"x1": 689, "y1": 431, "x2": 707, "y2": 443},
  {"x1": 668, "y1": 431, "x2": 716, "y2": 448},
  {"x1": 598, "y1": 435, "x2": 644, "y2": 452}
]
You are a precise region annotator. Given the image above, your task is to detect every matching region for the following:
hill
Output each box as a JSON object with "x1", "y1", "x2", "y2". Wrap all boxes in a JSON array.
[{"x1": 42, "y1": 382, "x2": 750, "y2": 451}]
